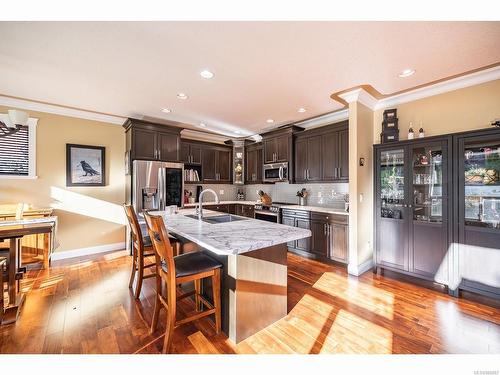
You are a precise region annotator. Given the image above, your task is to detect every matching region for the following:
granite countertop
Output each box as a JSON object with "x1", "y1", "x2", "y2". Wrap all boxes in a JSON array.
[
  {"x1": 148, "y1": 208, "x2": 311, "y2": 255},
  {"x1": 183, "y1": 200, "x2": 257, "y2": 208},
  {"x1": 280, "y1": 205, "x2": 349, "y2": 216}
]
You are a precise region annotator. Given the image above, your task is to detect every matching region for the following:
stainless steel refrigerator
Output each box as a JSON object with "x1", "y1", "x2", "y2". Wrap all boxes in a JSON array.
[{"x1": 132, "y1": 160, "x2": 184, "y2": 213}]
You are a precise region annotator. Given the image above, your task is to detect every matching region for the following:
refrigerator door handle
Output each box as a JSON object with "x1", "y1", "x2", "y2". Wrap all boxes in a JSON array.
[{"x1": 158, "y1": 167, "x2": 165, "y2": 210}]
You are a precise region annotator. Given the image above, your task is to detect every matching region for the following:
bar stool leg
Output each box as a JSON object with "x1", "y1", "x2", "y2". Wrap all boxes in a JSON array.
[
  {"x1": 162, "y1": 279, "x2": 177, "y2": 354},
  {"x1": 128, "y1": 247, "x2": 137, "y2": 289},
  {"x1": 194, "y1": 279, "x2": 201, "y2": 312},
  {"x1": 150, "y1": 272, "x2": 162, "y2": 334},
  {"x1": 212, "y1": 268, "x2": 221, "y2": 334},
  {"x1": 135, "y1": 255, "x2": 144, "y2": 299}
]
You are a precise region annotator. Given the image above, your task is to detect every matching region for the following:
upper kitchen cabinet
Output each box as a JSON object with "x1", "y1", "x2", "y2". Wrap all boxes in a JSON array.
[
  {"x1": 123, "y1": 118, "x2": 181, "y2": 162},
  {"x1": 294, "y1": 121, "x2": 349, "y2": 183},
  {"x1": 261, "y1": 126, "x2": 304, "y2": 164},
  {"x1": 245, "y1": 142, "x2": 263, "y2": 184},
  {"x1": 180, "y1": 140, "x2": 203, "y2": 164},
  {"x1": 201, "y1": 145, "x2": 232, "y2": 183}
]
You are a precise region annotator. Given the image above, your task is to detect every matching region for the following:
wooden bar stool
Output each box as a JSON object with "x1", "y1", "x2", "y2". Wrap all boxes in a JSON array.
[
  {"x1": 123, "y1": 205, "x2": 181, "y2": 299},
  {"x1": 144, "y1": 213, "x2": 222, "y2": 354}
]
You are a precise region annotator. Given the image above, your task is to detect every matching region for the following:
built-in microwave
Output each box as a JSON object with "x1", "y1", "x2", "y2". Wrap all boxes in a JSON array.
[{"x1": 263, "y1": 162, "x2": 288, "y2": 182}]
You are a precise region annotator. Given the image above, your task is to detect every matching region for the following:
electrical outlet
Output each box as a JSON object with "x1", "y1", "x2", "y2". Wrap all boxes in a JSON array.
[
  {"x1": 219, "y1": 189, "x2": 224, "y2": 195},
  {"x1": 318, "y1": 191, "x2": 322, "y2": 198}
]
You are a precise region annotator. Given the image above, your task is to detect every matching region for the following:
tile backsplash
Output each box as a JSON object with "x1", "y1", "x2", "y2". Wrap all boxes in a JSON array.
[
  {"x1": 244, "y1": 182, "x2": 349, "y2": 208},
  {"x1": 184, "y1": 184, "x2": 242, "y2": 202},
  {"x1": 185, "y1": 182, "x2": 349, "y2": 208}
]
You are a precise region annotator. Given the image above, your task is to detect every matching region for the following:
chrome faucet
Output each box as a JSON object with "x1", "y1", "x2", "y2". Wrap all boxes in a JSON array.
[{"x1": 197, "y1": 189, "x2": 219, "y2": 220}]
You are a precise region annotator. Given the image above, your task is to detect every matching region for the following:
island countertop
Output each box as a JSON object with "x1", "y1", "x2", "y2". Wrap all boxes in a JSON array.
[{"x1": 148, "y1": 209, "x2": 311, "y2": 255}]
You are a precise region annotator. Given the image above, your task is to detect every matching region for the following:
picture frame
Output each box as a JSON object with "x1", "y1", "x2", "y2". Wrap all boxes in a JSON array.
[{"x1": 66, "y1": 143, "x2": 105, "y2": 186}]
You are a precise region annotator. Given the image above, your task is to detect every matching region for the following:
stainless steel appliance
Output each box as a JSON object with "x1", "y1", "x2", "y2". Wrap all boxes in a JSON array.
[
  {"x1": 263, "y1": 162, "x2": 288, "y2": 183},
  {"x1": 254, "y1": 201, "x2": 296, "y2": 223},
  {"x1": 132, "y1": 160, "x2": 184, "y2": 213}
]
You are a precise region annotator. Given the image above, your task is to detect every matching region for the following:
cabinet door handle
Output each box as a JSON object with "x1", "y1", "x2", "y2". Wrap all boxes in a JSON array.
[
  {"x1": 338, "y1": 167, "x2": 341, "y2": 178},
  {"x1": 307, "y1": 169, "x2": 310, "y2": 180}
]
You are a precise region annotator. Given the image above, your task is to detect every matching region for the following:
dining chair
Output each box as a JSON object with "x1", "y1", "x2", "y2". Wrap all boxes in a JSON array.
[
  {"x1": 123, "y1": 204, "x2": 181, "y2": 299},
  {"x1": 144, "y1": 212, "x2": 222, "y2": 354}
]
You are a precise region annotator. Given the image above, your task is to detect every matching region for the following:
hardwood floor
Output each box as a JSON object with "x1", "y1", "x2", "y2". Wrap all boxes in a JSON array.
[{"x1": 1, "y1": 250, "x2": 498, "y2": 354}]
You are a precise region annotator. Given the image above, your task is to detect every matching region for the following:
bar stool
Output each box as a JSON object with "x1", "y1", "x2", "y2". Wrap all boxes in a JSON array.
[
  {"x1": 123, "y1": 205, "x2": 181, "y2": 299},
  {"x1": 144, "y1": 212, "x2": 222, "y2": 354}
]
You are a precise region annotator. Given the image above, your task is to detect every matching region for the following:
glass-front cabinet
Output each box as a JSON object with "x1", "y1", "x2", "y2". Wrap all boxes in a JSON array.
[
  {"x1": 456, "y1": 134, "x2": 500, "y2": 298},
  {"x1": 375, "y1": 138, "x2": 449, "y2": 282},
  {"x1": 463, "y1": 141, "x2": 500, "y2": 228}
]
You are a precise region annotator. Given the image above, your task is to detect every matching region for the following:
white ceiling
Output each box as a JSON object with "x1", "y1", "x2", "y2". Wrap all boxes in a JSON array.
[{"x1": 0, "y1": 21, "x2": 499, "y2": 137}]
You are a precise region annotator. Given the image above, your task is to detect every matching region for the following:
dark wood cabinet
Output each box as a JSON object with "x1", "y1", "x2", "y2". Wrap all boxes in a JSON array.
[
  {"x1": 294, "y1": 121, "x2": 348, "y2": 183},
  {"x1": 133, "y1": 128, "x2": 157, "y2": 160},
  {"x1": 201, "y1": 146, "x2": 232, "y2": 183},
  {"x1": 217, "y1": 149, "x2": 231, "y2": 182},
  {"x1": 245, "y1": 143, "x2": 263, "y2": 184},
  {"x1": 158, "y1": 132, "x2": 179, "y2": 162},
  {"x1": 235, "y1": 204, "x2": 255, "y2": 218},
  {"x1": 282, "y1": 208, "x2": 348, "y2": 264},
  {"x1": 261, "y1": 127, "x2": 303, "y2": 175},
  {"x1": 374, "y1": 137, "x2": 451, "y2": 285},
  {"x1": 124, "y1": 118, "x2": 181, "y2": 162},
  {"x1": 310, "y1": 212, "x2": 348, "y2": 262},
  {"x1": 202, "y1": 147, "x2": 217, "y2": 181},
  {"x1": 337, "y1": 128, "x2": 349, "y2": 181},
  {"x1": 310, "y1": 219, "x2": 329, "y2": 257},
  {"x1": 295, "y1": 218, "x2": 311, "y2": 252},
  {"x1": 181, "y1": 141, "x2": 202, "y2": 164}
]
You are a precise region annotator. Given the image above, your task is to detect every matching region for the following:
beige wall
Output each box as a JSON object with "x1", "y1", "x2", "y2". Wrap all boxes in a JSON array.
[
  {"x1": 348, "y1": 102, "x2": 374, "y2": 271},
  {"x1": 0, "y1": 106, "x2": 126, "y2": 252},
  {"x1": 374, "y1": 79, "x2": 500, "y2": 143}
]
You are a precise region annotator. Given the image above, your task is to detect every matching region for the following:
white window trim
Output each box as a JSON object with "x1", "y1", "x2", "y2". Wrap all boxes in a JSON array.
[{"x1": 0, "y1": 116, "x2": 38, "y2": 179}]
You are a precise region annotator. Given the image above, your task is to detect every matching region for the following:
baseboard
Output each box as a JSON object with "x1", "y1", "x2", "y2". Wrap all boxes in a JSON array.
[
  {"x1": 51, "y1": 242, "x2": 126, "y2": 261},
  {"x1": 347, "y1": 258, "x2": 374, "y2": 276}
]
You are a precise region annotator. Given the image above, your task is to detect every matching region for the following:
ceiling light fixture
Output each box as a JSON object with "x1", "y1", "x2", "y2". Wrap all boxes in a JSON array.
[
  {"x1": 234, "y1": 130, "x2": 241, "y2": 134},
  {"x1": 266, "y1": 119, "x2": 274, "y2": 124},
  {"x1": 198, "y1": 122, "x2": 207, "y2": 128},
  {"x1": 298, "y1": 108, "x2": 306, "y2": 113},
  {"x1": 161, "y1": 108, "x2": 172, "y2": 113},
  {"x1": 200, "y1": 70, "x2": 215, "y2": 79},
  {"x1": 398, "y1": 69, "x2": 416, "y2": 78},
  {"x1": 177, "y1": 93, "x2": 188, "y2": 100}
]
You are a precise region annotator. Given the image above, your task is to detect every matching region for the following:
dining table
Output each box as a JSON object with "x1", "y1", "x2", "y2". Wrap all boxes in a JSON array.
[{"x1": 0, "y1": 221, "x2": 55, "y2": 324}]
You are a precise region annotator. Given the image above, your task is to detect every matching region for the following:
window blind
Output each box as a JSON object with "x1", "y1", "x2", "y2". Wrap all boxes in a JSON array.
[{"x1": 0, "y1": 123, "x2": 29, "y2": 176}]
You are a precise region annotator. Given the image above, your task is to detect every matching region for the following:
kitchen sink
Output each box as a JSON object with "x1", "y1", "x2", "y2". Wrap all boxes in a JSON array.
[{"x1": 185, "y1": 214, "x2": 249, "y2": 224}]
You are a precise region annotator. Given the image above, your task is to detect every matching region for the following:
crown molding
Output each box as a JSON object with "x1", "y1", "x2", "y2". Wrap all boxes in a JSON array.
[
  {"x1": 295, "y1": 109, "x2": 349, "y2": 129},
  {"x1": 0, "y1": 95, "x2": 126, "y2": 125},
  {"x1": 180, "y1": 129, "x2": 229, "y2": 144},
  {"x1": 375, "y1": 65, "x2": 500, "y2": 110},
  {"x1": 337, "y1": 65, "x2": 500, "y2": 112},
  {"x1": 338, "y1": 88, "x2": 378, "y2": 110}
]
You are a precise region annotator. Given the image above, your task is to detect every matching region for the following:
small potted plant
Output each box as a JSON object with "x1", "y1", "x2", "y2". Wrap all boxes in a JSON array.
[{"x1": 296, "y1": 188, "x2": 308, "y2": 206}]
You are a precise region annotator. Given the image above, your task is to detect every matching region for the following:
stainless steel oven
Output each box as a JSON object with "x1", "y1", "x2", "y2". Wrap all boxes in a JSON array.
[
  {"x1": 263, "y1": 162, "x2": 288, "y2": 183},
  {"x1": 254, "y1": 203, "x2": 280, "y2": 223}
]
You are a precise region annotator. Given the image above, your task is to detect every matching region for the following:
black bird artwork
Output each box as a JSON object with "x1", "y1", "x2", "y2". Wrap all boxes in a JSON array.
[{"x1": 80, "y1": 160, "x2": 100, "y2": 176}]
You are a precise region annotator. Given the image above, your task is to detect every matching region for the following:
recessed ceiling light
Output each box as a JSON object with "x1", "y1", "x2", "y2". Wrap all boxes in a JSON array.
[
  {"x1": 266, "y1": 119, "x2": 274, "y2": 124},
  {"x1": 177, "y1": 93, "x2": 188, "y2": 100},
  {"x1": 398, "y1": 69, "x2": 416, "y2": 78},
  {"x1": 161, "y1": 108, "x2": 172, "y2": 113},
  {"x1": 234, "y1": 130, "x2": 241, "y2": 134},
  {"x1": 298, "y1": 108, "x2": 306, "y2": 113},
  {"x1": 198, "y1": 122, "x2": 207, "y2": 128},
  {"x1": 200, "y1": 70, "x2": 214, "y2": 79}
]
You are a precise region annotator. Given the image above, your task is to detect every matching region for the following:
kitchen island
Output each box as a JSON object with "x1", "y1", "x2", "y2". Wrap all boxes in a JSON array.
[{"x1": 149, "y1": 208, "x2": 311, "y2": 343}]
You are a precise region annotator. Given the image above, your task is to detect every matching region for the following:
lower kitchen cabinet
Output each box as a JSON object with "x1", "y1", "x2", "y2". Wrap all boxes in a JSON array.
[
  {"x1": 311, "y1": 212, "x2": 349, "y2": 263},
  {"x1": 282, "y1": 209, "x2": 348, "y2": 264},
  {"x1": 235, "y1": 204, "x2": 255, "y2": 218}
]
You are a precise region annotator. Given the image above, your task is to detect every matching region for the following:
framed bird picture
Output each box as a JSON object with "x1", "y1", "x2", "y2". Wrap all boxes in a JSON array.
[{"x1": 66, "y1": 144, "x2": 105, "y2": 186}]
